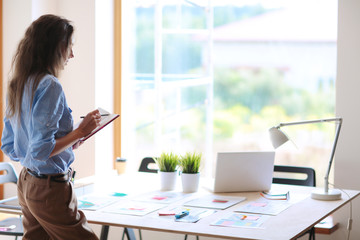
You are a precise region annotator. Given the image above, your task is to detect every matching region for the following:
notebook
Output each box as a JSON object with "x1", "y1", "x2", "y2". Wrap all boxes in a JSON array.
[
  {"x1": 79, "y1": 107, "x2": 119, "y2": 142},
  {"x1": 207, "y1": 151, "x2": 275, "y2": 193}
]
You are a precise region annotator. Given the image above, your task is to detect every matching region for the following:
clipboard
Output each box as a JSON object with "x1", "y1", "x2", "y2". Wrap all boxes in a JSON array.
[{"x1": 79, "y1": 107, "x2": 119, "y2": 142}]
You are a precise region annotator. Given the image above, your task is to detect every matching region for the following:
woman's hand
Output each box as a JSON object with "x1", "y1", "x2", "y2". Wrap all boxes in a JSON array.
[
  {"x1": 72, "y1": 140, "x2": 83, "y2": 150},
  {"x1": 77, "y1": 109, "x2": 102, "y2": 138},
  {"x1": 50, "y1": 109, "x2": 102, "y2": 157}
]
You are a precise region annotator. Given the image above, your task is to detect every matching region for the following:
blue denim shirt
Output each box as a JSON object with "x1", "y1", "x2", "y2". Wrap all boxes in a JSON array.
[{"x1": 1, "y1": 74, "x2": 74, "y2": 175}]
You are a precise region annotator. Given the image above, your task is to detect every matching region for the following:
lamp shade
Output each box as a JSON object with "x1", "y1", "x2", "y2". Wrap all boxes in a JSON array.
[{"x1": 269, "y1": 127, "x2": 289, "y2": 149}]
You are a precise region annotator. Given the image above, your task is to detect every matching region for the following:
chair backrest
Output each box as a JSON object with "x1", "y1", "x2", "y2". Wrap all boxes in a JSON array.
[
  {"x1": 273, "y1": 165, "x2": 316, "y2": 187},
  {"x1": 0, "y1": 162, "x2": 18, "y2": 185},
  {"x1": 138, "y1": 157, "x2": 158, "y2": 173}
]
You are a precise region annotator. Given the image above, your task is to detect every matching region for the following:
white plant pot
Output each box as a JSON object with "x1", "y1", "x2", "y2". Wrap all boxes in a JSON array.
[
  {"x1": 159, "y1": 171, "x2": 178, "y2": 191},
  {"x1": 181, "y1": 172, "x2": 200, "y2": 193}
]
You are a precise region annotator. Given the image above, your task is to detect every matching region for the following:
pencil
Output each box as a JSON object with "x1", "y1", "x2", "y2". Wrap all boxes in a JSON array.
[{"x1": 80, "y1": 114, "x2": 109, "y2": 119}]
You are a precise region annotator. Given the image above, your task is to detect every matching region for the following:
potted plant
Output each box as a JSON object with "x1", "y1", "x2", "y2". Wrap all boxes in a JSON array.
[
  {"x1": 179, "y1": 152, "x2": 202, "y2": 192},
  {"x1": 154, "y1": 152, "x2": 179, "y2": 191}
]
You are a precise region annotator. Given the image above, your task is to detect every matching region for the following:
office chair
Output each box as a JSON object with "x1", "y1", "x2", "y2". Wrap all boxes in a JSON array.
[
  {"x1": 138, "y1": 157, "x2": 158, "y2": 173},
  {"x1": 273, "y1": 165, "x2": 316, "y2": 240},
  {"x1": 0, "y1": 162, "x2": 23, "y2": 239},
  {"x1": 273, "y1": 165, "x2": 316, "y2": 187}
]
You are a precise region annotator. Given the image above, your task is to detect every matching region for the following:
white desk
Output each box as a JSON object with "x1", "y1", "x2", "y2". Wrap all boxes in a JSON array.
[{"x1": 75, "y1": 173, "x2": 360, "y2": 240}]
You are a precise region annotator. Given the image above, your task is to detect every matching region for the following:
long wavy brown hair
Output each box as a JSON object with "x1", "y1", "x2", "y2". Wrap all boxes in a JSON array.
[{"x1": 6, "y1": 14, "x2": 74, "y2": 119}]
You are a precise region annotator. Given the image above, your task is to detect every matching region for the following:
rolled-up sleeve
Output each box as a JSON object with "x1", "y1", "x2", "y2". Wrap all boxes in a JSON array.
[{"x1": 27, "y1": 79, "x2": 65, "y2": 161}]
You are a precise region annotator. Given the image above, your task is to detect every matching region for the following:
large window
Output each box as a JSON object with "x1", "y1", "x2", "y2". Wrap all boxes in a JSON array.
[{"x1": 121, "y1": 0, "x2": 337, "y2": 185}]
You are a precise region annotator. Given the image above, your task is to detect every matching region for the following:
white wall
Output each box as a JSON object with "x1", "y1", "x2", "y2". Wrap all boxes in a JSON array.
[
  {"x1": 57, "y1": 0, "x2": 98, "y2": 179},
  {"x1": 333, "y1": 0, "x2": 360, "y2": 240},
  {"x1": 94, "y1": 0, "x2": 115, "y2": 177}
]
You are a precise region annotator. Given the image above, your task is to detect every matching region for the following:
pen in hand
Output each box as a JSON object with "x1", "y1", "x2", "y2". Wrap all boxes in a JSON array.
[{"x1": 80, "y1": 114, "x2": 109, "y2": 119}]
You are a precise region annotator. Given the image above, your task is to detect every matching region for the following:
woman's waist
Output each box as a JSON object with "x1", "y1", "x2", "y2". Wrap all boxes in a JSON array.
[{"x1": 25, "y1": 167, "x2": 74, "y2": 183}]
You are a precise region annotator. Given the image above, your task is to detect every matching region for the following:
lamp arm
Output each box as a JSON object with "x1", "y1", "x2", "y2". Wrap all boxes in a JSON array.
[
  {"x1": 274, "y1": 117, "x2": 343, "y2": 194},
  {"x1": 324, "y1": 118, "x2": 342, "y2": 193},
  {"x1": 276, "y1": 118, "x2": 342, "y2": 128}
]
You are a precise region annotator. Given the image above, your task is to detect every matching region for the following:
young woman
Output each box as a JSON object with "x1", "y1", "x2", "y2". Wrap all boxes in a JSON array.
[{"x1": 1, "y1": 14, "x2": 100, "y2": 239}]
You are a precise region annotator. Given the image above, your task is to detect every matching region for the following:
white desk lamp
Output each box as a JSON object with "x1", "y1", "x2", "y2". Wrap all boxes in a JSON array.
[{"x1": 269, "y1": 118, "x2": 343, "y2": 201}]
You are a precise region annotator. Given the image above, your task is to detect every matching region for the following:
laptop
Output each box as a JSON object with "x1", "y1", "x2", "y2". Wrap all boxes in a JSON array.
[{"x1": 206, "y1": 151, "x2": 275, "y2": 193}]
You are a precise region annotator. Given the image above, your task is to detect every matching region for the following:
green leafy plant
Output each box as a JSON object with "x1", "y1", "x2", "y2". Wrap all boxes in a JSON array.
[
  {"x1": 154, "y1": 152, "x2": 179, "y2": 172},
  {"x1": 179, "y1": 152, "x2": 202, "y2": 174}
]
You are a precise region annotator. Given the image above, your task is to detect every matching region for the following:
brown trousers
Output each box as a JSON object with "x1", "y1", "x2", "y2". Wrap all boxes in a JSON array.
[{"x1": 17, "y1": 168, "x2": 99, "y2": 240}]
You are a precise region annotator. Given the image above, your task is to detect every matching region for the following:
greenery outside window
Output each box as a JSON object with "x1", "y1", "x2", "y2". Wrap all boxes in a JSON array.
[{"x1": 121, "y1": 0, "x2": 337, "y2": 183}]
